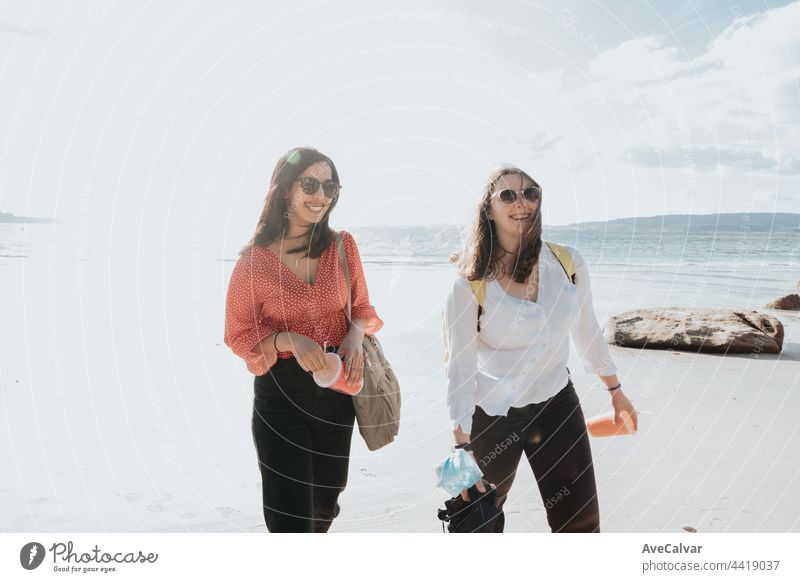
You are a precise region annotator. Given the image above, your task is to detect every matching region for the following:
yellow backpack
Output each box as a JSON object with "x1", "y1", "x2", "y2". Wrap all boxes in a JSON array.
[
  {"x1": 443, "y1": 241, "x2": 575, "y2": 366},
  {"x1": 468, "y1": 241, "x2": 575, "y2": 331}
]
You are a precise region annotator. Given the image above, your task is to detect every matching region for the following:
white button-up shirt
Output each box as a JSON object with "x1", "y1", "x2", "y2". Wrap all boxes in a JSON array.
[{"x1": 444, "y1": 243, "x2": 617, "y2": 435}]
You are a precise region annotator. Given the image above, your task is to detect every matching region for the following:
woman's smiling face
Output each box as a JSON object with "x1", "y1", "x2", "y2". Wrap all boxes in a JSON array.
[
  {"x1": 285, "y1": 161, "x2": 335, "y2": 226},
  {"x1": 487, "y1": 173, "x2": 540, "y2": 233}
]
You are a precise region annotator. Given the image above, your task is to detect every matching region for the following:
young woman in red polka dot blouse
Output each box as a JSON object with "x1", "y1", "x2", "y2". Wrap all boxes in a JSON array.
[{"x1": 224, "y1": 147, "x2": 383, "y2": 532}]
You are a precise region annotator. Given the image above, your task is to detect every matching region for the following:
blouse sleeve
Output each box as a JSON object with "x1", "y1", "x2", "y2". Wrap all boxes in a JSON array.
[
  {"x1": 443, "y1": 275, "x2": 479, "y2": 435},
  {"x1": 569, "y1": 247, "x2": 618, "y2": 376},
  {"x1": 223, "y1": 247, "x2": 279, "y2": 376},
  {"x1": 341, "y1": 231, "x2": 384, "y2": 336}
]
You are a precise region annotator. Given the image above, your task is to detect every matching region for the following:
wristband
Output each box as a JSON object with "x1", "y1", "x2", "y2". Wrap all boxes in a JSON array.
[
  {"x1": 454, "y1": 442, "x2": 472, "y2": 451},
  {"x1": 607, "y1": 382, "x2": 621, "y2": 392}
]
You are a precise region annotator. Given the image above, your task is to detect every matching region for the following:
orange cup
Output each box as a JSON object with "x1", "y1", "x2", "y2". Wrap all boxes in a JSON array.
[
  {"x1": 586, "y1": 410, "x2": 636, "y2": 437},
  {"x1": 312, "y1": 352, "x2": 363, "y2": 395}
]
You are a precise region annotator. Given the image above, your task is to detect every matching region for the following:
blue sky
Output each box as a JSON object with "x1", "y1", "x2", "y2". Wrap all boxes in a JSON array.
[
  {"x1": 566, "y1": 0, "x2": 792, "y2": 55},
  {"x1": 0, "y1": 0, "x2": 798, "y2": 243}
]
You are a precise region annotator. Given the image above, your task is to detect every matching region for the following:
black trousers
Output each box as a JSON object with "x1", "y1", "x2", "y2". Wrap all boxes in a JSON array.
[
  {"x1": 252, "y1": 355, "x2": 356, "y2": 532},
  {"x1": 469, "y1": 379, "x2": 601, "y2": 533}
]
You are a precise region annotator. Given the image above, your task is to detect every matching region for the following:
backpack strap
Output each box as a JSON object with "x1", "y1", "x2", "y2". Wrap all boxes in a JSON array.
[
  {"x1": 468, "y1": 279, "x2": 487, "y2": 332},
  {"x1": 335, "y1": 232, "x2": 353, "y2": 322},
  {"x1": 544, "y1": 241, "x2": 576, "y2": 284},
  {"x1": 467, "y1": 242, "x2": 575, "y2": 332},
  {"x1": 468, "y1": 280, "x2": 487, "y2": 308},
  {"x1": 443, "y1": 277, "x2": 485, "y2": 367}
]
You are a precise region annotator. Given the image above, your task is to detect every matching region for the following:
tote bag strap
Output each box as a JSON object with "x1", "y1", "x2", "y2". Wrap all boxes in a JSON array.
[{"x1": 335, "y1": 232, "x2": 353, "y2": 323}]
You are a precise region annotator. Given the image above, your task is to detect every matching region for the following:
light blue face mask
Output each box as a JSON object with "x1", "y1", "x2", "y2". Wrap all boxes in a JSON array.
[{"x1": 435, "y1": 448, "x2": 483, "y2": 496}]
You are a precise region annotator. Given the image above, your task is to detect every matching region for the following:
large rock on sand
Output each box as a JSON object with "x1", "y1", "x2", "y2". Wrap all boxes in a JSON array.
[
  {"x1": 604, "y1": 308, "x2": 784, "y2": 354},
  {"x1": 765, "y1": 293, "x2": 800, "y2": 310}
]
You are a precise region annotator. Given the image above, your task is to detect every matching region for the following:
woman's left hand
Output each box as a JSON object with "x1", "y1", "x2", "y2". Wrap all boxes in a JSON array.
[
  {"x1": 611, "y1": 389, "x2": 639, "y2": 431},
  {"x1": 338, "y1": 331, "x2": 365, "y2": 387}
]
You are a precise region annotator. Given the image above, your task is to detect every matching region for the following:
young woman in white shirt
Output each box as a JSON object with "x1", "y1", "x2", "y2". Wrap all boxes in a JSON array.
[{"x1": 444, "y1": 166, "x2": 638, "y2": 532}]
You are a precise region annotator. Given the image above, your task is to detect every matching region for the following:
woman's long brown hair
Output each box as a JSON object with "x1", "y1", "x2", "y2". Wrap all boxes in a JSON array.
[
  {"x1": 240, "y1": 146, "x2": 340, "y2": 257},
  {"x1": 458, "y1": 166, "x2": 543, "y2": 283}
]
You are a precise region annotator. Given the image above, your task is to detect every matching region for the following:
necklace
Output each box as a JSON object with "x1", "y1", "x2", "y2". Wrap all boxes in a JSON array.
[
  {"x1": 289, "y1": 250, "x2": 306, "y2": 268},
  {"x1": 278, "y1": 230, "x2": 306, "y2": 268}
]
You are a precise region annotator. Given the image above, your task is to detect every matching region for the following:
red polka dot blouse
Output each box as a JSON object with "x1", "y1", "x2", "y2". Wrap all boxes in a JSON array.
[{"x1": 224, "y1": 230, "x2": 383, "y2": 376}]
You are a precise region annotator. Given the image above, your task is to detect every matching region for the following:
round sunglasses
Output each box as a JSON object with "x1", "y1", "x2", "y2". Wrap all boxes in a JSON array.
[
  {"x1": 294, "y1": 176, "x2": 341, "y2": 199},
  {"x1": 493, "y1": 186, "x2": 542, "y2": 204}
]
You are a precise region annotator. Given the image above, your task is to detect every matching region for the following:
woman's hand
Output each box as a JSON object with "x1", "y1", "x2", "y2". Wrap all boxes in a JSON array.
[
  {"x1": 338, "y1": 330, "x2": 365, "y2": 386},
  {"x1": 453, "y1": 425, "x2": 470, "y2": 446},
  {"x1": 282, "y1": 332, "x2": 327, "y2": 373},
  {"x1": 611, "y1": 389, "x2": 638, "y2": 431},
  {"x1": 452, "y1": 426, "x2": 494, "y2": 502}
]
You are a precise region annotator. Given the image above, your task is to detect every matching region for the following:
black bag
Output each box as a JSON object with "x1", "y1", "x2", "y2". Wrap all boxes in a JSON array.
[{"x1": 437, "y1": 480, "x2": 503, "y2": 533}]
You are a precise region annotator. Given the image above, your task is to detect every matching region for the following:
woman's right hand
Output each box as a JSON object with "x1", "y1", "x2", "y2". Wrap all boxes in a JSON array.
[
  {"x1": 453, "y1": 425, "x2": 470, "y2": 445},
  {"x1": 282, "y1": 332, "x2": 327, "y2": 373},
  {"x1": 453, "y1": 426, "x2": 491, "y2": 502}
]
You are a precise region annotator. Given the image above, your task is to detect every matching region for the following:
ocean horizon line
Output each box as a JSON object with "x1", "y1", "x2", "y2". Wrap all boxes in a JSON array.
[
  {"x1": 348, "y1": 211, "x2": 800, "y2": 230},
  {"x1": 4, "y1": 210, "x2": 800, "y2": 229}
]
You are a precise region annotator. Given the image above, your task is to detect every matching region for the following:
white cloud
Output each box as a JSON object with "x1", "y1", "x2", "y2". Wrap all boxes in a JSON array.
[
  {"x1": 538, "y1": 1, "x2": 800, "y2": 219},
  {"x1": 587, "y1": 2, "x2": 800, "y2": 155},
  {"x1": 629, "y1": 145, "x2": 789, "y2": 173},
  {"x1": 589, "y1": 36, "x2": 692, "y2": 82},
  {"x1": 1, "y1": 0, "x2": 798, "y2": 227}
]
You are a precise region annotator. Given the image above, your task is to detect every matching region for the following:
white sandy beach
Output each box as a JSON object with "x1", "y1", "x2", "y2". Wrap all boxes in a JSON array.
[{"x1": 1, "y1": 226, "x2": 799, "y2": 533}]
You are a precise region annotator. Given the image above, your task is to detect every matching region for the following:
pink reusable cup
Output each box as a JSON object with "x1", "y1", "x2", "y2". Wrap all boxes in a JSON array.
[
  {"x1": 312, "y1": 352, "x2": 363, "y2": 395},
  {"x1": 586, "y1": 410, "x2": 636, "y2": 437}
]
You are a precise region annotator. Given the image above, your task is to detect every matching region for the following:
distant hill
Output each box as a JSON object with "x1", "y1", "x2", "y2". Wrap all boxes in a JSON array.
[
  {"x1": 0, "y1": 211, "x2": 56, "y2": 223},
  {"x1": 555, "y1": 212, "x2": 800, "y2": 232},
  {"x1": 357, "y1": 212, "x2": 800, "y2": 233}
]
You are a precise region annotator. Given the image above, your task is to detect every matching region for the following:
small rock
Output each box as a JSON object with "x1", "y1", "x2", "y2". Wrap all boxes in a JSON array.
[
  {"x1": 683, "y1": 526, "x2": 698, "y2": 533},
  {"x1": 764, "y1": 293, "x2": 800, "y2": 310}
]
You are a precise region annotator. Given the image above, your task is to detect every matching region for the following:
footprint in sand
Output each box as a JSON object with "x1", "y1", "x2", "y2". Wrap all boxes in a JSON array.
[
  {"x1": 146, "y1": 494, "x2": 173, "y2": 513},
  {"x1": 47, "y1": 513, "x2": 80, "y2": 524},
  {"x1": 360, "y1": 468, "x2": 376, "y2": 477}
]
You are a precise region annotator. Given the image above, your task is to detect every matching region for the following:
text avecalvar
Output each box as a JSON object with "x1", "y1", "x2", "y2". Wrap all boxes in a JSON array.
[{"x1": 642, "y1": 544, "x2": 702, "y2": 554}]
